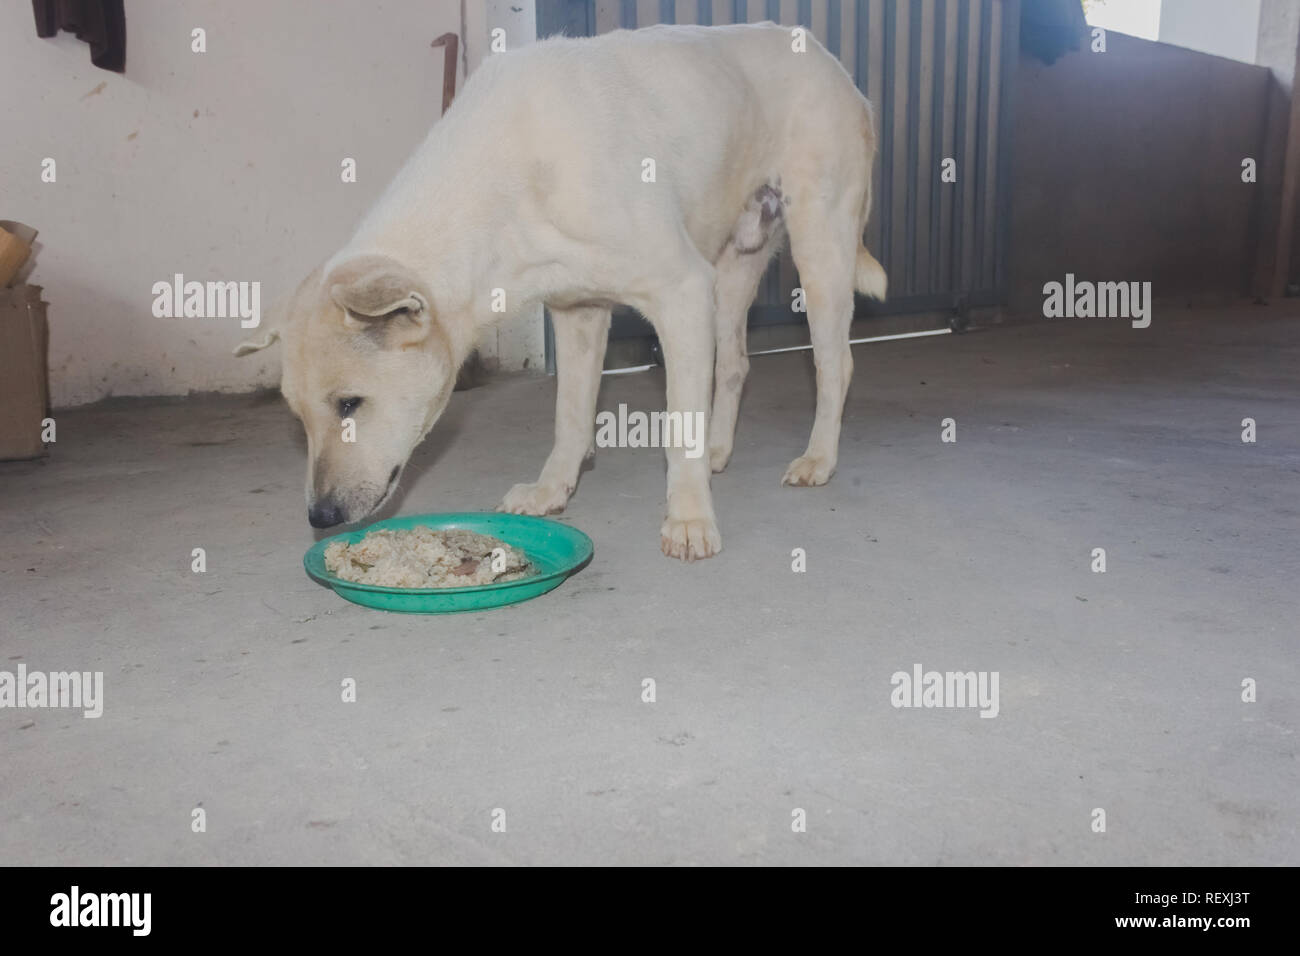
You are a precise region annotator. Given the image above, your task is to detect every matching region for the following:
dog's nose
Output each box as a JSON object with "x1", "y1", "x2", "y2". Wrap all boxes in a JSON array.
[{"x1": 308, "y1": 500, "x2": 344, "y2": 528}]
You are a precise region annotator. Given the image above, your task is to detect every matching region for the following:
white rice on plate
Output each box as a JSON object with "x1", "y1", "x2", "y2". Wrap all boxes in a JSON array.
[{"x1": 324, "y1": 526, "x2": 532, "y2": 588}]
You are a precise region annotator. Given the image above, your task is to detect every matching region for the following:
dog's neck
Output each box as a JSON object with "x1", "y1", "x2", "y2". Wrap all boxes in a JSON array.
[{"x1": 340, "y1": 120, "x2": 528, "y2": 362}]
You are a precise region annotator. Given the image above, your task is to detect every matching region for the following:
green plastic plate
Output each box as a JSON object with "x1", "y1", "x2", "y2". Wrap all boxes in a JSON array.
[{"x1": 304, "y1": 512, "x2": 593, "y2": 614}]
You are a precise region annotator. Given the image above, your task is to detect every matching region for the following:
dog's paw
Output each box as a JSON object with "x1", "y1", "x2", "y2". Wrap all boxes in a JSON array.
[
  {"x1": 499, "y1": 481, "x2": 570, "y2": 515},
  {"x1": 709, "y1": 444, "x2": 733, "y2": 474},
  {"x1": 782, "y1": 455, "x2": 835, "y2": 487},
  {"x1": 660, "y1": 516, "x2": 722, "y2": 561}
]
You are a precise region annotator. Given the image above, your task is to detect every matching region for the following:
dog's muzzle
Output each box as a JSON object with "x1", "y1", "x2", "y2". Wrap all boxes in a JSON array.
[{"x1": 308, "y1": 498, "x2": 345, "y2": 528}]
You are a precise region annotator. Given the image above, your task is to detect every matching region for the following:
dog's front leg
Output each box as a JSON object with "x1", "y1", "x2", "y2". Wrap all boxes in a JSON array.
[
  {"x1": 500, "y1": 305, "x2": 610, "y2": 515},
  {"x1": 649, "y1": 271, "x2": 721, "y2": 561}
]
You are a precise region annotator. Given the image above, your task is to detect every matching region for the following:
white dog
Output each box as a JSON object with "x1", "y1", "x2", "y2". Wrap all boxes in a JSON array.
[{"x1": 238, "y1": 22, "x2": 886, "y2": 561}]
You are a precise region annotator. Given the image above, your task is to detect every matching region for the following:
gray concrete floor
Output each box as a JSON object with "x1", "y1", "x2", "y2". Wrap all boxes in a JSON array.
[{"x1": 2, "y1": 304, "x2": 1298, "y2": 865}]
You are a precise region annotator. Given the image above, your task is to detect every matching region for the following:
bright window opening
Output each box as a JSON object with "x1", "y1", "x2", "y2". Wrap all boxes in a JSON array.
[{"x1": 1085, "y1": 0, "x2": 1265, "y2": 66}]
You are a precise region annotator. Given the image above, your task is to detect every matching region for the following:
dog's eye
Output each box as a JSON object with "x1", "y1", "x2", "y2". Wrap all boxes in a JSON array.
[{"x1": 338, "y1": 396, "x2": 363, "y2": 418}]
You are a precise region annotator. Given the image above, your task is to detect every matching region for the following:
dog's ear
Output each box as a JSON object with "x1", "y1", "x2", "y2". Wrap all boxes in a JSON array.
[
  {"x1": 233, "y1": 329, "x2": 280, "y2": 356},
  {"x1": 233, "y1": 285, "x2": 295, "y2": 356},
  {"x1": 327, "y1": 258, "x2": 432, "y2": 347}
]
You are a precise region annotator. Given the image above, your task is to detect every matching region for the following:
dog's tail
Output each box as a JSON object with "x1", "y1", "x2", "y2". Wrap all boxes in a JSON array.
[
  {"x1": 855, "y1": 246, "x2": 888, "y2": 301},
  {"x1": 855, "y1": 112, "x2": 887, "y2": 301}
]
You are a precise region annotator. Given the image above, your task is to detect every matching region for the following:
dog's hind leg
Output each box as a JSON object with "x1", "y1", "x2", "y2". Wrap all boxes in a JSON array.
[
  {"x1": 500, "y1": 304, "x2": 610, "y2": 515},
  {"x1": 709, "y1": 224, "x2": 784, "y2": 473},
  {"x1": 780, "y1": 205, "x2": 861, "y2": 488}
]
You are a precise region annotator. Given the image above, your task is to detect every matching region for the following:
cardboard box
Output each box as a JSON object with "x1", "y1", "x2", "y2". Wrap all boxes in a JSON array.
[
  {"x1": 0, "y1": 284, "x2": 50, "y2": 460},
  {"x1": 0, "y1": 221, "x2": 36, "y2": 288}
]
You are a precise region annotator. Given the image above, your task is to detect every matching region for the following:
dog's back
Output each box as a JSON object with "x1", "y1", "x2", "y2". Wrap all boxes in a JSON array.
[{"x1": 443, "y1": 22, "x2": 875, "y2": 263}]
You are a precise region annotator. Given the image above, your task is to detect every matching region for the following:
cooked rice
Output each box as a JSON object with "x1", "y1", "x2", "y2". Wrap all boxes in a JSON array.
[{"x1": 324, "y1": 526, "x2": 532, "y2": 588}]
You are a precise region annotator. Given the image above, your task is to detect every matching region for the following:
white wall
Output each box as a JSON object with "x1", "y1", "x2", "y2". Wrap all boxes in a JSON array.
[
  {"x1": 464, "y1": 0, "x2": 546, "y2": 374},
  {"x1": 0, "y1": 0, "x2": 540, "y2": 407},
  {"x1": 1159, "y1": 0, "x2": 1263, "y2": 64}
]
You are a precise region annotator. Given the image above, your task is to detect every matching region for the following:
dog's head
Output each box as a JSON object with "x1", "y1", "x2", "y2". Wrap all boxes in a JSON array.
[{"x1": 237, "y1": 255, "x2": 458, "y2": 527}]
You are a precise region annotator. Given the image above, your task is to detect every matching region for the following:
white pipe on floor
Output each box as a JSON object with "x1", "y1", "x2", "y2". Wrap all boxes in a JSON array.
[
  {"x1": 748, "y1": 326, "x2": 952, "y2": 356},
  {"x1": 600, "y1": 327, "x2": 952, "y2": 375}
]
